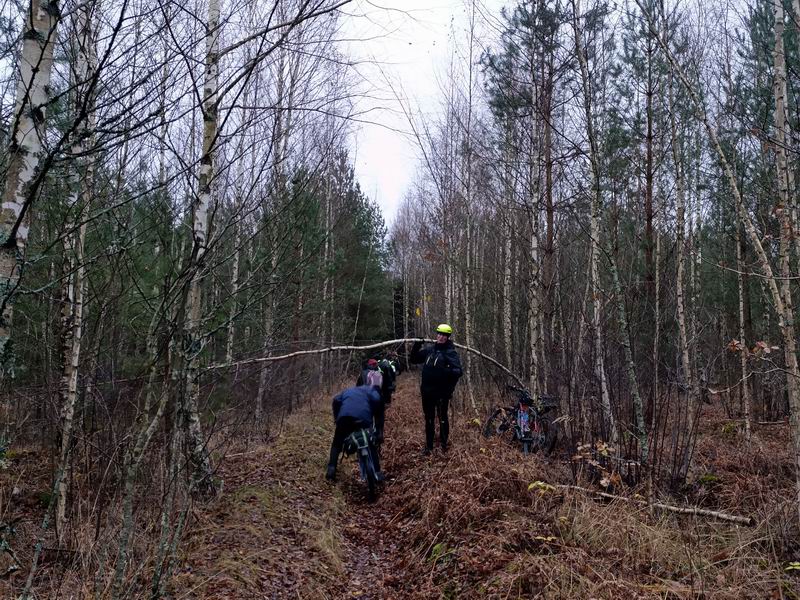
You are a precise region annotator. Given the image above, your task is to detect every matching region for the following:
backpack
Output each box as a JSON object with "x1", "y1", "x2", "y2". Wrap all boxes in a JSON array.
[
  {"x1": 365, "y1": 369, "x2": 383, "y2": 389},
  {"x1": 378, "y1": 359, "x2": 396, "y2": 392}
]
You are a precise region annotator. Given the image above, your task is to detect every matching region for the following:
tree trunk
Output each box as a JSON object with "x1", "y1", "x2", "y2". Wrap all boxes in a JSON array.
[
  {"x1": 0, "y1": 0, "x2": 60, "y2": 374},
  {"x1": 609, "y1": 252, "x2": 648, "y2": 463},
  {"x1": 225, "y1": 220, "x2": 241, "y2": 365},
  {"x1": 668, "y1": 72, "x2": 698, "y2": 481},
  {"x1": 462, "y1": 5, "x2": 477, "y2": 412},
  {"x1": 527, "y1": 204, "x2": 541, "y2": 397},
  {"x1": 502, "y1": 121, "x2": 515, "y2": 371},
  {"x1": 650, "y1": 230, "x2": 661, "y2": 486},
  {"x1": 572, "y1": 0, "x2": 616, "y2": 443},
  {"x1": 771, "y1": 0, "x2": 800, "y2": 513},
  {"x1": 644, "y1": 39, "x2": 655, "y2": 299},
  {"x1": 56, "y1": 3, "x2": 95, "y2": 539},
  {"x1": 183, "y1": 0, "x2": 221, "y2": 492},
  {"x1": 735, "y1": 213, "x2": 752, "y2": 440}
]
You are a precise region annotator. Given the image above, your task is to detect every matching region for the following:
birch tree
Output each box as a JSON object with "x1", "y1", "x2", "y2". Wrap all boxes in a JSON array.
[
  {"x1": 572, "y1": 0, "x2": 617, "y2": 443},
  {"x1": 0, "y1": 0, "x2": 60, "y2": 374},
  {"x1": 56, "y1": 0, "x2": 97, "y2": 539}
]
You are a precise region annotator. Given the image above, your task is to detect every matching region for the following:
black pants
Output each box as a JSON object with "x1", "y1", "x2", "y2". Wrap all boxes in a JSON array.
[
  {"x1": 422, "y1": 390, "x2": 450, "y2": 450},
  {"x1": 328, "y1": 416, "x2": 381, "y2": 473},
  {"x1": 374, "y1": 401, "x2": 385, "y2": 441}
]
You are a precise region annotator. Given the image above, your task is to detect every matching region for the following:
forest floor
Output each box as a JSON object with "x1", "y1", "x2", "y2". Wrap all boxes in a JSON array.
[{"x1": 170, "y1": 375, "x2": 800, "y2": 600}]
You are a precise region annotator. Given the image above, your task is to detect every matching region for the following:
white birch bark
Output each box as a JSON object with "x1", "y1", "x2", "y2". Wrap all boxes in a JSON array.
[
  {"x1": 444, "y1": 254, "x2": 452, "y2": 325},
  {"x1": 224, "y1": 114, "x2": 250, "y2": 367},
  {"x1": 572, "y1": 0, "x2": 616, "y2": 443},
  {"x1": 464, "y1": 215, "x2": 477, "y2": 411},
  {"x1": 503, "y1": 214, "x2": 514, "y2": 371},
  {"x1": 462, "y1": 3, "x2": 477, "y2": 411},
  {"x1": 225, "y1": 222, "x2": 241, "y2": 365},
  {"x1": 735, "y1": 206, "x2": 752, "y2": 441},
  {"x1": 0, "y1": 0, "x2": 59, "y2": 374},
  {"x1": 183, "y1": 0, "x2": 220, "y2": 490},
  {"x1": 55, "y1": 4, "x2": 95, "y2": 539},
  {"x1": 422, "y1": 273, "x2": 429, "y2": 325},
  {"x1": 403, "y1": 256, "x2": 410, "y2": 370},
  {"x1": 528, "y1": 205, "x2": 541, "y2": 398},
  {"x1": 780, "y1": 0, "x2": 800, "y2": 264},
  {"x1": 571, "y1": 254, "x2": 592, "y2": 436},
  {"x1": 771, "y1": 0, "x2": 800, "y2": 480},
  {"x1": 669, "y1": 72, "x2": 699, "y2": 479}
]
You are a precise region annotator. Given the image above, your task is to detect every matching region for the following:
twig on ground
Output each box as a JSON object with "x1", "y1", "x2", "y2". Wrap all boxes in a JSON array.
[{"x1": 558, "y1": 484, "x2": 754, "y2": 526}]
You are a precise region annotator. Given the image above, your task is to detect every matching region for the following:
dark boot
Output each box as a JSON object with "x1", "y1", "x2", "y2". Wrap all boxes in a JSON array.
[{"x1": 327, "y1": 443, "x2": 341, "y2": 481}]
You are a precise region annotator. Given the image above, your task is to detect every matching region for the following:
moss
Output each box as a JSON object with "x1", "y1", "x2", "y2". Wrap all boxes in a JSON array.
[{"x1": 697, "y1": 473, "x2": 721, "y2": 486}]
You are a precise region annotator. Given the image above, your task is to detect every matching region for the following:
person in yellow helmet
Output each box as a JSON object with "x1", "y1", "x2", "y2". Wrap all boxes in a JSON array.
[{"x1": 410, "y1": 323, "x2": 463, "y2": 455}]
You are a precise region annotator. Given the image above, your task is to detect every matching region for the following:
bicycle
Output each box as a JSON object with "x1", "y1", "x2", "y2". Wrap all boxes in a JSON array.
[
  {"x1": 482, "y1": 385, "x2": 559, "y2": 455},
  {"x1": 341, "y1": 428, "x2": 381, "y2": 501}
]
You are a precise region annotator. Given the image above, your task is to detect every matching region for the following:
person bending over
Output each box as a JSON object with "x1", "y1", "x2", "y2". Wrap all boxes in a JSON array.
[{"x1": 326, "y1": 384, "x2": 384, "y2": 481}]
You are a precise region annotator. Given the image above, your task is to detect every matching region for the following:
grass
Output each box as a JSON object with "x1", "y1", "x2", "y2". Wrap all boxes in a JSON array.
[
  {"x1": 172, "y1": 402, "x2": 350, "y2": 598},
  {"x1": 5, "y1": 377, "x2": 799, "y2": 599}
]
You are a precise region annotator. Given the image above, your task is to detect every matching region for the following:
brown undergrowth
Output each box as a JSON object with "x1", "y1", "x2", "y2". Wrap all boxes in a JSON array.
[
  {"x1": 2, "y1": 376, "x2": 799, "y2": 598},
  {"x1": 172, "y1": 376, "x2": 798, "y2": 599}
]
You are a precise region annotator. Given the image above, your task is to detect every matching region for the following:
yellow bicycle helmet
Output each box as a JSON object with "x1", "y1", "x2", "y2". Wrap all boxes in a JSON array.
[{"x1": 435, "y1": 323, "x2": 453, "y2": 335}]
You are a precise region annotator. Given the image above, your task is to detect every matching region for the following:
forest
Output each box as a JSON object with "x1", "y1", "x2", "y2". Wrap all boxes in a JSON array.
[{"x1": 0, "y1": 0, "x2": 799, "y2": 597}]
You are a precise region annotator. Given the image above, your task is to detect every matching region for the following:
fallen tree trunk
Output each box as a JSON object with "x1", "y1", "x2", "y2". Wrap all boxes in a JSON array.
[
  {"x1": 206, "y1": 338, "x2": 526, "y2": 388},
  {"x1": 558, "y1": 484, "x2": 753, "y2": 526}
]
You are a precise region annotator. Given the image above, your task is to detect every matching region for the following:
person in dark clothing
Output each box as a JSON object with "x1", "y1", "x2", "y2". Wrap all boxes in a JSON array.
[
  {"x1": 326, "y1": 385, "x2": 384, "y2": 481},
  {"x1": 410, "y1": 323, "x2": 463, "y2": 455},
  {"x1": 355, "y1": 358, "x2": 386, "y2": 442},
  {"x1": 378, "y1": 358, "x2": 397, "y2": 405}
]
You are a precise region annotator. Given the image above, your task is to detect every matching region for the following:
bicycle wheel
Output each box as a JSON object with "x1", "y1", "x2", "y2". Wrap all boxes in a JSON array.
[
  {"x1": 358, "y1": 450, "x2": 377, "y2": 502},
  {"x1": 483, "y1": 408, "x2": 512, "y2": 439},
  {"x1": 532, "y1": 414, "x2": 558, "y2": 454}
]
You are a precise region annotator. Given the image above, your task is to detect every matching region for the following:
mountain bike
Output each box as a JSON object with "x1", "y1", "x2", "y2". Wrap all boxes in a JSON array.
[
  {"x1": 482, "y1": 385, "x2": 559, "y2": 455},
  {"x1": 342, "y1": 428, "x2": 381, "y2": 501}
]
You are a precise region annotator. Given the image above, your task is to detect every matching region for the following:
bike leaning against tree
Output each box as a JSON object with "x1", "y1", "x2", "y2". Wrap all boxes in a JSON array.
[{"x1": 482, "y1": 385, "x2": 560, "y2": 455}]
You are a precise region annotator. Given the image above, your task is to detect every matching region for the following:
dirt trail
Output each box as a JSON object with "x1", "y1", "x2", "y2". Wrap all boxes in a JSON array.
[{"x1": 172, "y1": 376, "x2": 437, "y2": 599}]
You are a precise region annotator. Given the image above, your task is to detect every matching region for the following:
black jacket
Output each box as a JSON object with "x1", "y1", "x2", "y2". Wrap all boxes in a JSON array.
[
  {"x1": 410, "y1": 340, "x2": 463, "y2": 397},
  {"x1": 378, "y1": 359, "x2": 397, "y2": 394}
]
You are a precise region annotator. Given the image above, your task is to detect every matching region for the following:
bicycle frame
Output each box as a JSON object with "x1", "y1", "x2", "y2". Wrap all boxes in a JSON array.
[
  {"x1": 484, "y1": 386, "x2": 560, "y2": 455},
  {"x1": 342, "y1": 428, "x2": 379, "y2": 500}
]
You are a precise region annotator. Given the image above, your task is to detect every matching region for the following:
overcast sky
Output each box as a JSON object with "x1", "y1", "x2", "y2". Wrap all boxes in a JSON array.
[{"x1": 342, "y1": 0, "x2": 508, "y2": 227}]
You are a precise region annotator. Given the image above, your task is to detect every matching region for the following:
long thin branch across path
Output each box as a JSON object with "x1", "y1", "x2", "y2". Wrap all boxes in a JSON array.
[{"x1": 206, "y1": 338, "x2": 526, "y2": 388}]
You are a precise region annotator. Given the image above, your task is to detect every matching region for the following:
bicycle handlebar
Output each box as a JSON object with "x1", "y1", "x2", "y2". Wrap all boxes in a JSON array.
[{"x1": 504, "y1": 384, "x2": 559, "y2": 408}]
